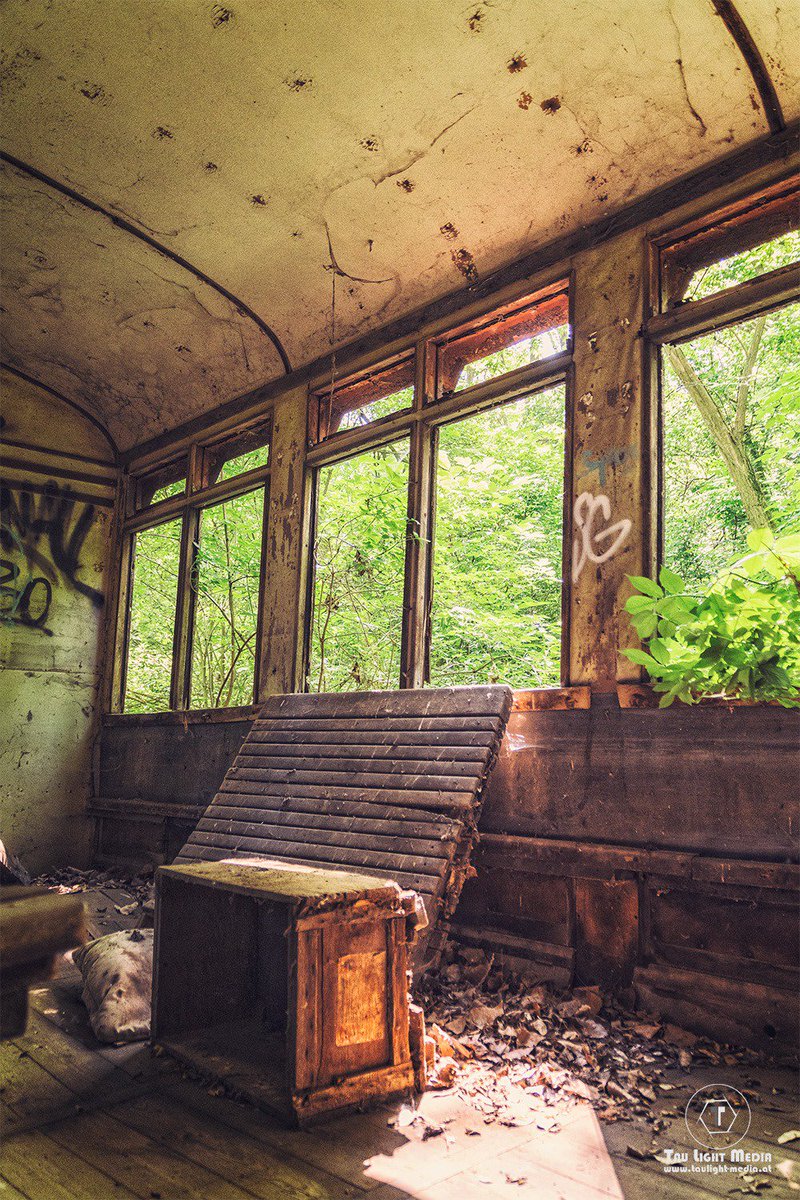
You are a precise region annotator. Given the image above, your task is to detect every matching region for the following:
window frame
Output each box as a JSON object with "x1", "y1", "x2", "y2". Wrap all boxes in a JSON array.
[
  {"x1": 303, "y1": 278, "x2": 573, "y2": 693},
  {"x1": 113, "y1": 420, "x2": 271, "y2": 715},
  {"x1": 645, "y1": 175, "x2": 800, "y2": 577}
]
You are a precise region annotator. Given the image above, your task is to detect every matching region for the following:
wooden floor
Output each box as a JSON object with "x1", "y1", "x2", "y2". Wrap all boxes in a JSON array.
[{"x1": 1, "y1": 892, "x2": 797, "y2": 1199}]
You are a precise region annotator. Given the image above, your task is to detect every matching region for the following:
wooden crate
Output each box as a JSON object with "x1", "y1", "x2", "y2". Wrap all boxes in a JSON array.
[{"x1": 152, "y1": 859, "x2": 420, "y2": 1124}]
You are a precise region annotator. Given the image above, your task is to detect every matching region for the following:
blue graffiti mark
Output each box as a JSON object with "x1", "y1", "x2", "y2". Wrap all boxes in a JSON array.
[{"x1": 581, "y1": 443, "x2": 638, "y2": 487}]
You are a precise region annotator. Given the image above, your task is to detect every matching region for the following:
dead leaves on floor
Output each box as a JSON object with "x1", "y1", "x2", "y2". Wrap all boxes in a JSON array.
[{"x1": 416, "y1": 941, "x2": 781, "y2": 1134}]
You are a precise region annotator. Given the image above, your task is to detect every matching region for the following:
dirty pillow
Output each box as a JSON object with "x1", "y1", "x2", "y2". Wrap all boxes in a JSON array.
[{"x1": 73, "y1": 929, "x2": 153, "y2": 1043}]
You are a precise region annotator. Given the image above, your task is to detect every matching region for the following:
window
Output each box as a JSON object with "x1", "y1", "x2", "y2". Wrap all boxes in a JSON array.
[
  {"x1": 682, "y1": 230, "x2": 800, "y2": 302},
  {"x1": 202, "y1": 421, "x2": 270, "y2": 486},
  {"x1": 654, "y1": 192, "x2": 799, "y2": 592},
  {"x1": 190, "y1": 489, "x2": 266, "y2": 708},
  {"x1": 311, "y1": 355, "x2": 414, "y2": 441},
  {"x1": 305, "y1": 280, "x2": 570, "y2": 693},
  {"x1": 133, "y1": 458, "x2": 187, "y2": 511},
  {"x1": 117, "y1": 421, "x2": 271, "y2": 713},
  {"x1": 308, "y1": 441, "x2": 410, "y2": 692},
  {"x1": 433, "y1": 285, "x2": 569, "y2": 398},
  {"x1": 123, "y1": 519, "x2": 181, "y2": 713},
  {"x1": 430, "y1": 387, "x2": 565, "y2": 687}
]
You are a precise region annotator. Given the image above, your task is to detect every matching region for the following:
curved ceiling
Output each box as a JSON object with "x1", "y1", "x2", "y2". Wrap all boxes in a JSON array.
[{"x1": 1, "y1": 0, "x2": 796, "y2": 450}]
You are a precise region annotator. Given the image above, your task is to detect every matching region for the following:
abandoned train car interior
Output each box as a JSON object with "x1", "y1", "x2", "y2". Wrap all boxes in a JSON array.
[{"x1": 1, "y1": 1, "x2": 799, "y2": 1197}]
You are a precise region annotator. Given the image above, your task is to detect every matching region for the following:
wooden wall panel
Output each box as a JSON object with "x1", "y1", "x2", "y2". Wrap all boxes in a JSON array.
[
  {"x1": 99, "y1": 716, "x2": 254, "y2": 806},
  {"x1": 574, "y1": 877, "x2": 638, "y2": 988},
  {"x1": 482, "y1": 697, "x2": 799, "y2": 859}
]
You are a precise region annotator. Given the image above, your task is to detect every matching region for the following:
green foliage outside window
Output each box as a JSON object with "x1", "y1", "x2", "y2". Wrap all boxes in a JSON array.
[
  {"x1": 430, "y1": 386, "x2": 565, "y2": 688},
  {"x1": 124, "y1": 519, "x2": 181, "y2": 713},
  {"x1": 663, "y1": 301, "x2": 799, "y2": 593},
  {"x1": 629, "y1": 228, "x2": 799, "y2": 708},
  {"x1": 308, "y1": 443, "x2": 410, "y2": 692},
  {"x1": 190, "y1": 489, "x2": 264, "y2": 708},
  {"x1": 336, "y1": 385, "x2": 413, "y2": 432},
  {"x1": 622, "y1": 530, "x2": 800, "y2": 707},
  {"x1": 454, "y1": 327, "x2": 568, "y2": 392}
]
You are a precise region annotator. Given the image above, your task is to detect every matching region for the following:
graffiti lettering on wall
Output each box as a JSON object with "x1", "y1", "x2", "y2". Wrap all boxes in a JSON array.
[
  {"x1": 571, "y1": 491, "x2": 632, "y2": 583},
  {"x1": 0, "y1": 482, "x2": 104, "y2": 635}
]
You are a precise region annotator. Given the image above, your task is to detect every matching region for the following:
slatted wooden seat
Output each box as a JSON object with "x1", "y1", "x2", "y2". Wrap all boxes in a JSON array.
[{"x1": 176, "y1": 685, "x2": 513, "y2": 963}]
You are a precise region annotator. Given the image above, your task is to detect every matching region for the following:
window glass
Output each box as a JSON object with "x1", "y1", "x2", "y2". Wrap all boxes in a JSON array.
[
  {"x1": 683, "y1": 230, "x2": 800, "y2": 302},
  {"x1": 308, "y1": 441, "x2": 410, "y2": 691},
  {"x1": 435, "y1": 290, "x2": 569, "y2": 398},
  {"x1": 663, "y1": 299, "x2": 800, "y2": 591},
  {"x1": 123, "y1": 520, "x2": 181, "y2": 713},
  {"x1": 204, "y1": 422, "x2": 270, "y2": 486},
  {"x1": 190, "y1": 489, "x2": 265, "y2": 708},
  {"x1": 314, "y1": 358, "x2": 414, "y2": 441},
  {"x1": 430, "y1": 386, "x2": 565, "y2": 687}
]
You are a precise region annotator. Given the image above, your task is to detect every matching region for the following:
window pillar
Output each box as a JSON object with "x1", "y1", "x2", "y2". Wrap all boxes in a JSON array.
[
  {"x1": 568, "y1": 232, "x2": 655, "y2": 690},
  {"x1": 258, "y1": 384, "x2": 310, "y2": 697}
]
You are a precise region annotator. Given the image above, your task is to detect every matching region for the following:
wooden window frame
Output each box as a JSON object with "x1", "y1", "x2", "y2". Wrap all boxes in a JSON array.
[
  {"x1": 644, "y1": 174, "x2": 800, "y2": 576},
  {"x1": 111, "y1": 424, "x2": 272, "y2": 715},
  {"x1": 303, "y1": 280, "x2": 572, "y2": 693}
]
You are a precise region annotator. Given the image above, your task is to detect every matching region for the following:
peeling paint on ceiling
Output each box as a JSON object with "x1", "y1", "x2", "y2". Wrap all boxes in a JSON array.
[{"x1": 0, "y1": 0, "x2": 796, "y2": 449}]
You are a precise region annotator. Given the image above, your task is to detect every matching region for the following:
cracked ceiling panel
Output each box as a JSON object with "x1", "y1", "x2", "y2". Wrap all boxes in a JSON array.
[
  {"x1": 0, "y1": 0, "x2": 789, "y2": 448},
  {"x1": 0, "y1": 161, "x2": 283, "y2": 449}
]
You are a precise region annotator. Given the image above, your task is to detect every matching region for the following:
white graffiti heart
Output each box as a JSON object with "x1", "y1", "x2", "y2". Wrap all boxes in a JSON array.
[{"x1": 571, "y1": 491, "x2": 632, "y2": 583}]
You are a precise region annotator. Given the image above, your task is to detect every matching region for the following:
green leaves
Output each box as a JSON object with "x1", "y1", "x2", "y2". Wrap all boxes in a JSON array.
[
  {"x1": 627, "y1": 575, "x2": 663, "y2": 599},
  {"x1": 659, "y1": 565, "x2": 684, "y2": 595},
  {"x1": 621, "y1": 550, "x2": 800, "y2": 708}
]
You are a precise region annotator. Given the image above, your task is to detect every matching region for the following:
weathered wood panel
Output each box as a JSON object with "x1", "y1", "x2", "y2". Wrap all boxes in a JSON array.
[
  {"x1": 482, "y1": 695, "x2": 799, "y2": 858},
  {"x1": 568, "y1": 230, "x2": 651, "y2": 689},
  {"x1": 258, "y1": 384, "x2": 310, "y2": 697},
  {"x1": 99, "y1": 715, "x2": 254, "y2": 806}
]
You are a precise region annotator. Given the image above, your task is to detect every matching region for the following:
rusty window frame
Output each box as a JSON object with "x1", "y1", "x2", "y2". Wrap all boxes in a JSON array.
[
  {"x1": 647, "y1": 176, "x2": 799, "y2": 345},
  {"x1": 309, "y1": 353, "x2": 415, "y2": 445},
  {"x1": 430, "y1": 281, "x2": 570, "y2": 401}
]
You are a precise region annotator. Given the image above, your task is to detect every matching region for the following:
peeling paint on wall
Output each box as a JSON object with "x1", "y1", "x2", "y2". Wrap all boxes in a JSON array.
[{"x1": 0, "y1": 373, "x2": 114, "y2": 871}]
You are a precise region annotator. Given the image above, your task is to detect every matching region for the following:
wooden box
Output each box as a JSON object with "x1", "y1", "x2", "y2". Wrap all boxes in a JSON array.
[{"x1": 152, "y1": 859, "x2": 420, "y2": 1124}]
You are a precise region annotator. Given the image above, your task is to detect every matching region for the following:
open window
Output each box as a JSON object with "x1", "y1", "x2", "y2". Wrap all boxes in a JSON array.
[
  {"x1": 122, "y1": 518, "x2": 182, "y2": 713},
  {"x1": 132, "y1": 457, "x2": 187, "y2": 512},
  {"x1": 307, "y1": 440, "x2": 410, "y2": 692},
  {"x1": 429, "y1": 385, "x2": 566, "y2": 687},
  {"x1": 189, "y1": 488, "x2": 266, "y2": 708},
  {"x1": 432, "y1": 284, "x2": 569, "y2": 398},
  {"x1": 202, "y1": 421, "x2": 271, "y2": 487},
  {"x1": 310, "y1": 356, "x2": 414, "y2": 443},
  {"x1": 116, "y1": 420, "x2": 271, "y2": 713},
  {"x1": 654, "y1": 185, "x2": 800, "y2": 590}
]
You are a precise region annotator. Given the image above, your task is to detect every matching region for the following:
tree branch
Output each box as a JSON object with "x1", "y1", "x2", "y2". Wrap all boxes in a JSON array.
[
  {"x1": 664, "y1": 344, "x2": 773, "y2": 533},
  {"x1": 734, "y1": 314, "x2": 766, "y2": 441}
]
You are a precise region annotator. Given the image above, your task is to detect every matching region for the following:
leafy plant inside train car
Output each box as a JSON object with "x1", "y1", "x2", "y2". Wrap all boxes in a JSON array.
[{"x1": 621, "y1": 529, "x2": 800, "y2": 707}]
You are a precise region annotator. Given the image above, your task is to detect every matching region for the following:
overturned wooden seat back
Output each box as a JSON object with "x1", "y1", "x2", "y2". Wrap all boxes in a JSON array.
[{"x1": 177, "y1": 685, "x2": 512, "y2": 963}]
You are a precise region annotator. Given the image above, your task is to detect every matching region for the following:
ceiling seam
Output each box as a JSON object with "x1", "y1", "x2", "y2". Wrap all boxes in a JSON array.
[
  {"x1": 1, "y1": 361, "x2": 119, "y2": 460},
  {"x1": 709, "y1": 0, "x2": 785, "y2": 134},
  {"x1": 0, "y1": 151, "x2": 292, "y2": 375}
]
